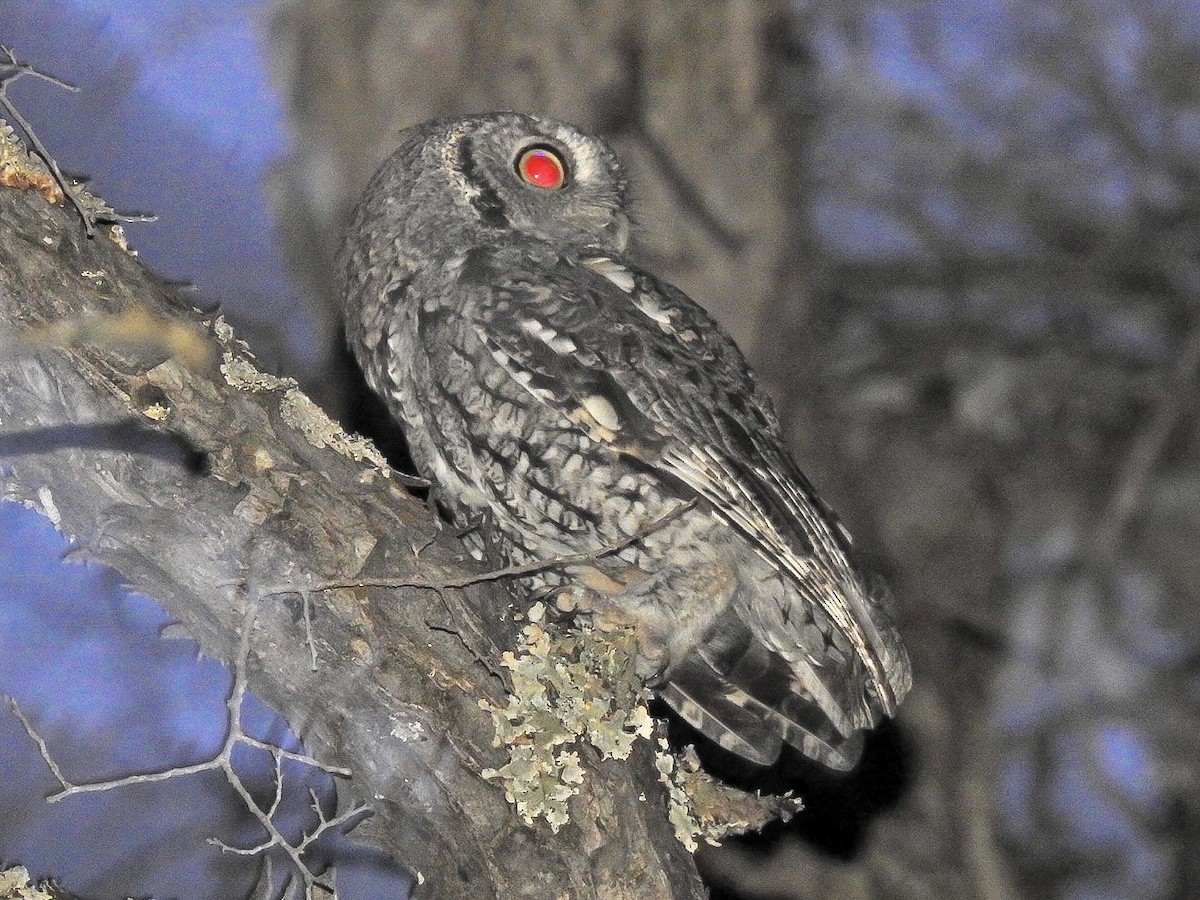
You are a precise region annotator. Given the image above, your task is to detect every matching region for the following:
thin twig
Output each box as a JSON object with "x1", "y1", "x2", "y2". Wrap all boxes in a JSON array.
[
  {"x1": 256, "y1": 501, "x2": 692, "y2": 682},
  {"x1": 0, "y1": 46, "x2": 92, "y2": 236},
  {"x1": 301, "y1": 588, "x2": 319, "y2": 670},
  {"x1": 215, "y1": 594, "x2": 331, "y2": 894},
  {"x1": 8, "y1": 697, "x2": 71, "y2": 791},
  {"x1": 7, "y1": 591, "x2": 358, "y2": 900},
  {"x1": 267, "y1": 499, "x2": 696, "y2": 598},
  {"x1": 1093, "y1": 311, "x2": 1200, "y2": 559},
  {"x1": 633, "y1": 122, "x2": 746, "y2": 254}
]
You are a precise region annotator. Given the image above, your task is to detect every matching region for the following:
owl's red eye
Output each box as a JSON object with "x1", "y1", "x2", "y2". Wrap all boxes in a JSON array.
[{"x1": 516, "y1": 146, "x2": 567, "y2": 190}]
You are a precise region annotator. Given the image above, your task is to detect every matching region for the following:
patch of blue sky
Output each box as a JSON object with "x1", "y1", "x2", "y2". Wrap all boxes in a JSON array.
[
  {"x1": 1069, "y1": 132, "x2": 1120, "y2": 166},
  {"x1": 920, "y1": 188, "x2": 964, "y2": 232},
  {"x1": 937, "y1": 0, "x2": 1021, "y2": 66},
  {"x1": 934, "y1": 102, "x2": 1009, "y2": 157},
  {"x1": 1064, "y1": 885, "x2": 1147, "y2": 900},
  {"x1": 1173, "y1": 111, "x2": 1200, "y2": 154},
  {"x1": 67, "y1": 0, "x2": 216, "y2": 47},
  {"x1": 141, "y1": 22, "x2": 288, "y2": 173},
  {"x1": 862, "y1": 5, "x2": 1013, "y2": 159},
  {"x1": 1158, "y1": 0, "x2": 1200, "y2": 33},
  {"x1": 1096, "y1": 7, "x2": 1147, "y2": 92},
  {"x1": 0, "y1": 499, "x2": 314, "y2": 778},
  {"x1": 1115, "y1": 572, "x2": 1195, "y2": 666},
  {"x1": 1094, "y1": 307, "x2": 1171, "y2": 364},
  {"x1": 1061, "y1": 842, "x2": 1173, "y2": 900},
  {"x1": 926, "y1": 0, "x2": 1030, "y2": 103},
  {"x1": 1031, "y1": 85, "x2": 1095, "y2": 138},
  {"x1": 969, "y1": 217, "x2": 1036, "y2": 255},
  {"x1": 0, "y1": 501, "x2": 228, "y2": 757},
  {"x1": 64, "y1": 0, "x2": 289, "y2": 175},
  {"x1": 1124, "y1": 841, "x2": 1175, "y2": 895},
  {"x1": 810, "y1": 26, "x2": 852, "y2": 81},
  {"x1": 1, "y1": 501, "x2": 338, "y2": 868},
  {"x1": 995, "y1": 678, "x2": 1065, "y2": 730},
  {"x1": 1085, "y1": 173, "x2": 1134, "y2": 215},
  {"x1": 4, "y1": 1, "x2": 316, "y2": 367}
]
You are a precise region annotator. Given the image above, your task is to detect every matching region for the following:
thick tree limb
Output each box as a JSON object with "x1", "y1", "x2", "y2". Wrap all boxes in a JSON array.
[{"x1": 0, "y1": 171, "x2": 707, "y2": 897}]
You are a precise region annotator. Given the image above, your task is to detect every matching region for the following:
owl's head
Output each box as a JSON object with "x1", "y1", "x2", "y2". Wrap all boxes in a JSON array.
[{"x1": 350, "y1": 112, "x2": 631, "y2": 266}]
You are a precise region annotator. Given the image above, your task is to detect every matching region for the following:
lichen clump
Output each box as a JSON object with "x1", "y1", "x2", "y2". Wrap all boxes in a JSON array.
[
  {"x1": 480, "y1": 608, "x2": 654, "y2": 832},
  {"x1": 215, "y1": 318, "x2": 387, "y2": 471},
  {"x1": 0, "y1": 867, "x2": 56, "y2": 900},
  {"x1": 657, "y1": 743, "x2": 803, "y2": 851}
]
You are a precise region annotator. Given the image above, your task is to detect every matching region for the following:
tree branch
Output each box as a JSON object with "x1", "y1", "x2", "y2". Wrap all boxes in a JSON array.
[{"x1": 0, "y1": 152, "x2": 706, "y2": 897}]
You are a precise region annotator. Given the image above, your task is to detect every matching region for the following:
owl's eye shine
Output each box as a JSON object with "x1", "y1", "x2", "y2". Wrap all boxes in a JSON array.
[{"x1": 516, "y1": 145, "x2": 567, "y2": 190}]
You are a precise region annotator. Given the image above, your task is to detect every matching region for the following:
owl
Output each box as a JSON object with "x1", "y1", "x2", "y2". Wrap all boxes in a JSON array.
[{"x1": 337, "y1": 112, "x2": 910, "y2": 770}]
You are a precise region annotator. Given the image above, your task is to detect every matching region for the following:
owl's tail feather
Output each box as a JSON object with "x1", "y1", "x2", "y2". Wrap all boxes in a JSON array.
[
  {"x1": 659, "y1": 661, "x2": 782, "y2": 765},
  {"x1": 660, "y1": 611, "x2": 868, "y2": 770}
]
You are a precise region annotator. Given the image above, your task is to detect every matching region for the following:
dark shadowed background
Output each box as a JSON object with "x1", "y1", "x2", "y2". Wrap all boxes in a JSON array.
[{"x1": 2, "y1": 1, "x2": 1198, "y2": 898}]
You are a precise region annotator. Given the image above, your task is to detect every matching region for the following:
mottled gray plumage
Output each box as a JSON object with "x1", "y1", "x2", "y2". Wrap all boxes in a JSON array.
[{"x1": 337, "y1": 112, "x2": 911, "y2": 769}]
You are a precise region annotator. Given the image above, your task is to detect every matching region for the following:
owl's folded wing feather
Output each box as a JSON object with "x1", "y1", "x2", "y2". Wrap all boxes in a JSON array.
[{"x1": 431, "y1": 245, "x2": 911, "y2": 765}]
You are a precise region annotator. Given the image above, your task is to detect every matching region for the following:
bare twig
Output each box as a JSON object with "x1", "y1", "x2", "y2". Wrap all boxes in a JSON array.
[
  {"x1": 0, "y1": 46, "x2": 92, "y2": 236},
  {"x1": 633, "y1": 122, "x2": 747, "y2": 254},
  {"x1": 7, "y1": 592, "x2": 357, "y2": 900},
  {"x1": 300, "y1": 587, "x2": 319, "y2": 670},
  {"x1": 252, "y1": 500, "x2": 693, "y2": 688},
  {"x1": 267, "y1": 499, "x2": 696, "y2": 598},
  {"x1": 1093, "y1": 311, "x2": 1200, "y2": 559},
  {"x1": 8, "y1": 698, "x2": 72, "y2": 792},
  {"x1": 296, "y1": 790, "x2": 370, "y2": 855}
]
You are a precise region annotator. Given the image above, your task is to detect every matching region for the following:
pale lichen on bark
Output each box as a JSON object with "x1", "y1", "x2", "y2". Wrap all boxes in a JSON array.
[
  {"x1": 0, "y1": 867, "x2": 56, "y2": 900},
  {"x1": 214, "y1": 317, "x2": 388, "y2": 471},
  {"x1": 477, "y1": 606, "x2": 802, "y2": 846},
  {"x1": 656, "y1": 744, "x2": 803, "y2": 851},
  {"x1": 478, "y1": 608, "x2": 655, "y2": 832}
]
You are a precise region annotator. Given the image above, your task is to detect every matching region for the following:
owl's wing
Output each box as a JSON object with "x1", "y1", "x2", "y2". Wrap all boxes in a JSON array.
[{"x1": 438, "y1": 245, "x2": 910, "y2": 767}]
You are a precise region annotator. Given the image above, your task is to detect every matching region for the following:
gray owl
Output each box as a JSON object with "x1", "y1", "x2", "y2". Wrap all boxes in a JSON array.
[{"x1": 337, "y1": 112, "x2": 911, "y2": 770}]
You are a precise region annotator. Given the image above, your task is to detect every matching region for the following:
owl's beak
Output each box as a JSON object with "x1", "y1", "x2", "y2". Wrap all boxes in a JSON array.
[{"x1": 607, "y1": 211, "x2": 631, "y2": 254}]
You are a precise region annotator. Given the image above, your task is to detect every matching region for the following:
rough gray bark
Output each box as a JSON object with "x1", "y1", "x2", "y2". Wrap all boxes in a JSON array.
[{"x1": 0, "y1": 179, "x2": 706, "y2": 898}]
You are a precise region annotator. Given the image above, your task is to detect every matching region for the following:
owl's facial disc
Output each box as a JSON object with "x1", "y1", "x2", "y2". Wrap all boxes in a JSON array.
[
  {"x1": 449, "y1": 113, "x2": 629, "y2": 255},
  {"x1": 513, "y1": 138, "x2": 630, "y2": 252}
]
